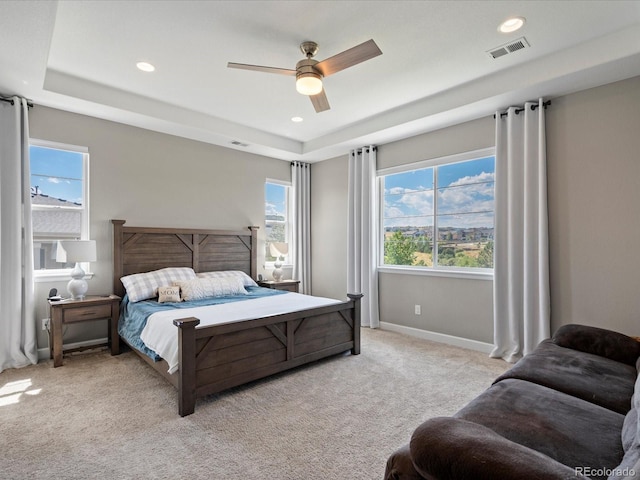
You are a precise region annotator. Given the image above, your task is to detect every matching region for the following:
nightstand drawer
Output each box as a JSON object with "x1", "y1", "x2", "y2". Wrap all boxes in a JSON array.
[
  {"x1": 277, "y1": 284, "x2": 299, "y2": 292},
  {"x1": 64, "y1": 304, "x2": 112, "y2": 323}
]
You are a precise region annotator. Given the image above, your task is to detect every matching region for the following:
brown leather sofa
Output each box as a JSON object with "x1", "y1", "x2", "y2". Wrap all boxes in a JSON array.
[{"x1": 384, "y1": 324, "x2": 640, "y2": 480}]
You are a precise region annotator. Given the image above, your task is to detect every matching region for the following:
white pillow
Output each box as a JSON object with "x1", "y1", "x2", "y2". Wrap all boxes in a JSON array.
[
  {"x1": 121, "y1": 267, "x2": 196, "y2": 303},
  {"x1": 158, "y1": 285, "x2": 181, "y2": 303},
  {"x1": 174, "y1": 276, "x2": 248, "y2": 301},
  {"x1": 196, "y1": 270, "x2": 258, "y2": 287}
]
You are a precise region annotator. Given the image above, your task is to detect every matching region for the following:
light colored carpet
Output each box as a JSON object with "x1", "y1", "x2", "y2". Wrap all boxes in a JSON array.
[{"x1": 0, "y1": 328, "x2": 507, "y2": 480}]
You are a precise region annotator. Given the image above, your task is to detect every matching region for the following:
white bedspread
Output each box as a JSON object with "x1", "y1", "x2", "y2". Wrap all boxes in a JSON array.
[{"x1": 139, "y1": 292, "x2": 342, "y2": 374}]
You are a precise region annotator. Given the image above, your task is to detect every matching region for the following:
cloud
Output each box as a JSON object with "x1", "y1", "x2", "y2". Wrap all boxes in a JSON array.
[
  {"x1": 449, "y1": 171, "x2": 494, "y2": 187},
  {"x1": 47, "y1": 177, "x2": 70, "y2": 184},
  {"x1": 265, "y1": 202, "x2": 283, "y2": 217},
  {"x1": 386, "y1": 189, "x2": 434, "y2": 217},
  {"x1": 385, "y1": 171, "x2": 494, "y2": 225},
  {"x1": 384, "y1": 206, "x2": 406, "y2": 218}
]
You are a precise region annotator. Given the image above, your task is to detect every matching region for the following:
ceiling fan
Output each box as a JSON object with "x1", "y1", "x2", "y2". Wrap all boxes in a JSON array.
[{"x1": 227, "y1": 39, "x2": 382, "y2": 113}]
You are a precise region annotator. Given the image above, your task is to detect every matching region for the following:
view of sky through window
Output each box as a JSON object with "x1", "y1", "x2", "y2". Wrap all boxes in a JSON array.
[
  {"x1": 30, "y1": 146, "x2": 83, "y2": 204},
  {"x1": 384, "y1": 156, "x2": 494, "y2": 229},
  {"x1": 265, "y1": 182, "x2": 286, "y2": 221}
]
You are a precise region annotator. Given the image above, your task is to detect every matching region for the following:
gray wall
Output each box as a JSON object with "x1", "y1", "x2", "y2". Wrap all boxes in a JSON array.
[
  {"x1": 30, "y1": 106, "x2": 290, "y2": 351},
  {"x1": 310, "y1": 154, "x2": 348, "y2": 301},
  {"x1": 311, "y1": 75, "x2": 640, "y2": 342},
  {"x1": 546, "y1": 76, "x2": 640, "y2": 335}
]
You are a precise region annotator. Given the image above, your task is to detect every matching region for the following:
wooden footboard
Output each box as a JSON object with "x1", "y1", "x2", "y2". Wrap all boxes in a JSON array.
[{"x1": 174, "y1": 293, "x2": 362, "y2": 416}]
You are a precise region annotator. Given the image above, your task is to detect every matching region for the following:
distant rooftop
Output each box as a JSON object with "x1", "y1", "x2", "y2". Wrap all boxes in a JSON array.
[{"x1": 31, "y1": 191, "x2": 81, "y2": 239}]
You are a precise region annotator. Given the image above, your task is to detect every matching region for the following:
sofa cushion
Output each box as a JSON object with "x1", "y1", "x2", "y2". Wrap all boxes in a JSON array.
[
  {"x1": 494, "y1": 339, "x2": 636, "y2": 414},
  {"x1": 410, "y1": 417, "x2": 588, "y2": 480},
  {"x1": 610, "y1": 371, "x2": 640, "y2": 480},
  {"x1": 455, "y1": 379, "x2": 625, "y2": 480},
  {"x1": 553, "y1": 324, "x2": 640, "y2": 366}
]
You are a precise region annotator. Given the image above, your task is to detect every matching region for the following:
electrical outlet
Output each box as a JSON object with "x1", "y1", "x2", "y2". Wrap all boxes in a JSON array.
[
  {"x1": 41, "y1": 318, "x2": 50, "y2": 331},
  {"x1": 414, "y1": 305, "x2": 421, "y2": 315}
]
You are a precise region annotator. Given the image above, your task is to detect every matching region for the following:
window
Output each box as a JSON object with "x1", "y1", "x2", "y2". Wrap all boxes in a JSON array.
[
  {"x1": 30, "y1": 140, "x2": 89, "y2": 273},
  {"x1": 380, "y1": 148, "x2": 495, "y2": 271},
  {"x1": 265, "y1": 180, "x2": 290, "y2": 262}
]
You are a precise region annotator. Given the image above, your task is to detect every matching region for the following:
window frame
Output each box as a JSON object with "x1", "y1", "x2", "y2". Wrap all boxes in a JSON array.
[
  {"x1": 264, "y1": 179, "x2": 292, "y2": 268},
  {"x1": 30, "y1": 139, "x2": 91, "y2": 282},
  {"x1": 377, "y1": 147, "x2": 495, "y2": 280}
]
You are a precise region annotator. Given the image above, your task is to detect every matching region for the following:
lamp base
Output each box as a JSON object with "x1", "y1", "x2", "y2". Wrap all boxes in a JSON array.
[
  {"x1": 67, "y1": 263, "x2": 88, "y2": 300},
  {"x1": 272, "y1": 259, "x2": 284, "y2": 281}
]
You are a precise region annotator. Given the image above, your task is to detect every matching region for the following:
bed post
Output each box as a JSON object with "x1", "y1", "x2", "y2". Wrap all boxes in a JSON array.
[
  {"x1": 249, "y1": 226, "x2": 259, "y2": 280},
  {"x1": 348, "y1": 293, "x2": 363, "y2": 355},
  {"x1": 173, "y1": 317, "x2": 200, "y2": 417},
  {"x1": 111, "y1": 219, "x2": 126, "y2": 355},
  {"x1": 111, "y1": 219, "x2": 126, "y2": 297}
]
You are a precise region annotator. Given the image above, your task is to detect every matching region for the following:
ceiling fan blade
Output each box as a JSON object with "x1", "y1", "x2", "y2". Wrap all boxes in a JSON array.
[
  {"x1": 227, "y1": 62, "x2": 296, "y2": 76},
  {"x1": 315, "y1": 39, "x2": 382, "y2": 77},
  {"x1": 310, "y1": 89, "x2": 330, "y2": 113}
]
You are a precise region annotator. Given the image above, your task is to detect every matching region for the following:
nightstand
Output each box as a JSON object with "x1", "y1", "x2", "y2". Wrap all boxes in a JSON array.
[
  {"x1": 48, "y1": 295, "x2": 121, "y2": 367},
  {"x1": 258, "y1": 280, "x2": 300, "y2": 293}
]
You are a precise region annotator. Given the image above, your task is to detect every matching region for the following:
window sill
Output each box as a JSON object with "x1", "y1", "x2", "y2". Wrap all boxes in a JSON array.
[
  {"x1": 33, "y1": 271, "x2": 95, "y2": 283},
  {"x1": 377, "y1": 265, "x2": 493, "y2": 281}
]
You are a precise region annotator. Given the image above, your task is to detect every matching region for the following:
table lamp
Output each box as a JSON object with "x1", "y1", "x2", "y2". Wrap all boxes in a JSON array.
[
  {"x1": 56, "y1": 240, "x2": 97, "y2": 300},
  {"x1": 269, "y1": 242, "x2": 288, "y2": 281}
]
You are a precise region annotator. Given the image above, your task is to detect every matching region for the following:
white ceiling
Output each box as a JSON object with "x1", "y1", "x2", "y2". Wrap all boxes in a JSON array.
[{"x1": 2, "y1": 1, "x2": 640, "y2": 162}]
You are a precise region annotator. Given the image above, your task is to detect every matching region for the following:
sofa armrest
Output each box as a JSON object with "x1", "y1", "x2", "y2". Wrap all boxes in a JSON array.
[
  {"x1": 384, "y1": 445, "x2": 427, "y2": 480},
  {"x1": 552, "y1": 324, "x2": 640, "y2": 366},
  {"x1": 409, "y1": 417, "x2": 586, "y2": 480}
]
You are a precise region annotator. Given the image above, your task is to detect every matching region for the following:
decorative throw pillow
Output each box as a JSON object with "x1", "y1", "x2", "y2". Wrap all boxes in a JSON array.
[
  {"x1": 174, "y1": 276, "x2": 248, "y2": 301},
  {"x1": 158, "y1": 285, "x2": 181, "y2": 303},
  {"x1": 196, "y1": 270, "x2": 258, "y2": 287},
  {"x1": 121, "y1": 267, "x2": 196, "y2": 303}
]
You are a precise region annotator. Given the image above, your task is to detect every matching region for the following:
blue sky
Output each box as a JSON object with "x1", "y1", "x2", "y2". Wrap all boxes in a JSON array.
[
  {"x1": 30, "y1": 146, "x2": 83, "y2": 204},
  {"x1": 384, "y1": 156, "x2": 495, "y2": 229},
  {"x1": 265, "y1": 182, "x2": 286, "y2": 219}
]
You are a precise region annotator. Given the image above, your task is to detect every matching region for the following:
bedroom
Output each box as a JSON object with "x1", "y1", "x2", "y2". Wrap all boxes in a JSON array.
[{"x1": 1, "y1": 1, "x2": 640, "y2": 478}]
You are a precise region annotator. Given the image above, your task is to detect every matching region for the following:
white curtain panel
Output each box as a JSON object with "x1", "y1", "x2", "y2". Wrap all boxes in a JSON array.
[
  {"x1": 491, "y1": 99, "x2": 550, "y2": 363},
  {"x1": 347, "y1": 147, "x2": 379, "y2": 328},
  {"x1": 0, "y1": 97, "x2": 37, "y2": 372},
  {"x1": 291, "y1": 161, "x2": 311, "y2": 294}
]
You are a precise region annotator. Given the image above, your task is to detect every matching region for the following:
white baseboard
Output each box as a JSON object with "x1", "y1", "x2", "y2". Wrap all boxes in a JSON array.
[
  {"x1": 379, "y1": 322, "x2": 494, "y2": 354},
  {"x1": 37, "y1": 337, "x2": 109, "y2": 361}
]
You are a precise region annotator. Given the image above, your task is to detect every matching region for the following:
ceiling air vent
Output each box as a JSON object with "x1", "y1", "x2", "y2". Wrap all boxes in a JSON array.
[
  {"x1": 230, "y1": 140, "x2": 249, "y2": 147},
  {"x1": 487, "y1": 37, "x2": 530, "y2": 59}
]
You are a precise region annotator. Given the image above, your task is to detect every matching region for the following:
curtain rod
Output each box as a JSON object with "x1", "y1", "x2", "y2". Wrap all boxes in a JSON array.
[
  {"x1": 351, "y1": 146, "x2": 377, "y2": 156},
  {"x1": 0, "y1": 96, "x2": 34, "y2": 108},
  {"x1": 494, "y1": 100, "x2": 551, "y2": 119},
  {"x1": 290, "y1": 161, "x2": 310, "y2": 167}
]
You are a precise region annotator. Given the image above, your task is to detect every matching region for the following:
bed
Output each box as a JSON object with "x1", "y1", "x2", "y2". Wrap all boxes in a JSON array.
[{"x1": 111, "y1": 219, "x2": 362, "y2": 416}]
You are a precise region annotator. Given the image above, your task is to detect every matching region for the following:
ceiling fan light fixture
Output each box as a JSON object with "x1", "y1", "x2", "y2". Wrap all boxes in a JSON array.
[{"x1": 296, "y1": 73, "x2": 323, "y2": 96}]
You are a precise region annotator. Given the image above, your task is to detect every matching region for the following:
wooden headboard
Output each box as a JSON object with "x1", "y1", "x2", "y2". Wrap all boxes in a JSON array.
[{"x1": 111, "y1": 219, "x2": 258, "y2": 298}]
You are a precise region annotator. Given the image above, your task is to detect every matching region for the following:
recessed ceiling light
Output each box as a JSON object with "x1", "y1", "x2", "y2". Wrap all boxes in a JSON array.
[
  {"x1": 291, "y1": 116, "x2": 304, "y2": 123},
  {"x1": 136, "y1": 61, "x2": 155, "y2": 72},
  {"x1": 498, "y1": 16, "x2": 525, "y2": 33}
]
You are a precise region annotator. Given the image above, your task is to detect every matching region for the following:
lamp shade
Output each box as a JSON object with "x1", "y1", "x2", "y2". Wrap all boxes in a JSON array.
[
  {"x1": 56, "y1": 240, "x2": 97, "y2": 263},
  {"x1": 269, "y1": 242, "x2": 288, "y2": 258}
]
